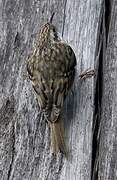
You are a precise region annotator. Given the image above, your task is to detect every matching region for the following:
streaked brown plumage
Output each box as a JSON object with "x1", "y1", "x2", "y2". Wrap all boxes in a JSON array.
[{"x1": 27, "y1": 19, "x2": 76, "y2": 156}]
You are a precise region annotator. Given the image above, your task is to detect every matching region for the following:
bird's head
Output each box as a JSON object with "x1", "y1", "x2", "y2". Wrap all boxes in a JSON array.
[
  {"x1": 40, "y1": 23, "x2": 59, "y2": 41},
  {"x1": 37, "y1": 13, "x2": 61, "y2": 47}
]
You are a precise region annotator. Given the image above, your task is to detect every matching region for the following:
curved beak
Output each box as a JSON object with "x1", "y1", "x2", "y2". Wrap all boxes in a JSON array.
[{"x1": 49, "y1": 12, "x2": 55, "y2": 23}]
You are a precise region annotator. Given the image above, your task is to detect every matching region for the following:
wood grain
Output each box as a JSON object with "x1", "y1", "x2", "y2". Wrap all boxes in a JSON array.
[
  {"x1": 1, "y1": 0, "x2": 115, "y2": 180},
  {"x1": 98, "y1": 0, "x2": 117, "y2": 179}
]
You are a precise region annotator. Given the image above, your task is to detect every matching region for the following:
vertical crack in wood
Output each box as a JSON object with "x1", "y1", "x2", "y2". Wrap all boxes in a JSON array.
[
  {"x1": 62, "y1": 0, "x2": 67, "y2": 37},
  {"x1": 105, "y1": 0, "x2": 112, "y2": 45},
  {"x1": 91, "y1": 7, "x2": 104, "y2": 180},
  {"x1": 7, "y1": 123, "x2": 15, "y2": 180},
  {"x1": 91, "y1": 0, "x2": 111, "y2": 180}
]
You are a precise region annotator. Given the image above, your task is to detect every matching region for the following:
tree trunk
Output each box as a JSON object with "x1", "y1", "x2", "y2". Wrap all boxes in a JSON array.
[
  {"x1": 98, "y1": 0, "x2": 117, "y2": 180},
  {"x1": 0, "y1": 0, "x2": 116, "y2": 180}
]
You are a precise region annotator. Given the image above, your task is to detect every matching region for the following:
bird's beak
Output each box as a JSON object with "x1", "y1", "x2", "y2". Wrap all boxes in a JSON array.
[{"x1": 49, "y1": 12, "x2": 55, "y2": 23}]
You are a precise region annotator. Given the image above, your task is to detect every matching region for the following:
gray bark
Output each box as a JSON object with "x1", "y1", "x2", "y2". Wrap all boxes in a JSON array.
[
  {"x1": 0, "y1": 0, "x2": 116, "y2": 180},
  {"x1": 98, "y1": 0, "x2": 117, "y2": 180}
]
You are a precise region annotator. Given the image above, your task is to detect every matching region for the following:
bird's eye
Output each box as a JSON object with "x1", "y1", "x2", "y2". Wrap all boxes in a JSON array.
[{"x1": 53, "y1": 28, "x2": 56, "y2": 32}]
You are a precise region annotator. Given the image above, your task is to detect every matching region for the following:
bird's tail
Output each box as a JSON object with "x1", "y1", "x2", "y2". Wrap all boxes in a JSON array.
[{"x1": 50, "y1": 119, "x2": 67, "y2": 157}]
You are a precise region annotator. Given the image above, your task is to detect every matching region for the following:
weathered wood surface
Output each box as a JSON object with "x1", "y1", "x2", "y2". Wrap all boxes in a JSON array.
[
  {"x1": 98, "y1": 0, "x2": 117, "y2": 180},
  {"x1": 0, "y1": 0, "x2": 116, "y2": 180}
]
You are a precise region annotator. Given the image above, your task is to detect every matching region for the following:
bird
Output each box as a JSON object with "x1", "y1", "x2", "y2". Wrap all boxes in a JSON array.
[{"x1": 27, "y1": 13, "x2": 76, "y2": 156}]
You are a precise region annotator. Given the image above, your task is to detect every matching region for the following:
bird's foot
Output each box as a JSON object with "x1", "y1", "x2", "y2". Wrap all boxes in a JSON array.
[{"x1": 79, "y1": 68, "x2": 95, "y2": 80}]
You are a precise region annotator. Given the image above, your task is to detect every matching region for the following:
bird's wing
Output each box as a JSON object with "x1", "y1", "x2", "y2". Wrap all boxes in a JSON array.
[
  {"x1": 50, "y1": 43, "x2": 76, "y2": 122},
  {"x1": 27, "y1": 54, "x2": 49, "y2": 112}
]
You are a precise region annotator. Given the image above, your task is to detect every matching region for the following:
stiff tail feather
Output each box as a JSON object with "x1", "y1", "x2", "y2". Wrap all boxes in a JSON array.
[{"x1": 50, "y1": 120, "x2": 67, "y2": 157}]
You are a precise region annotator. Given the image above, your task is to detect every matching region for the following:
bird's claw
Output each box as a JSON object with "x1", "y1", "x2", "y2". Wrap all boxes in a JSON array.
[{"x1": 79, "y1": 68, "x2": 95, "y2": 80}]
